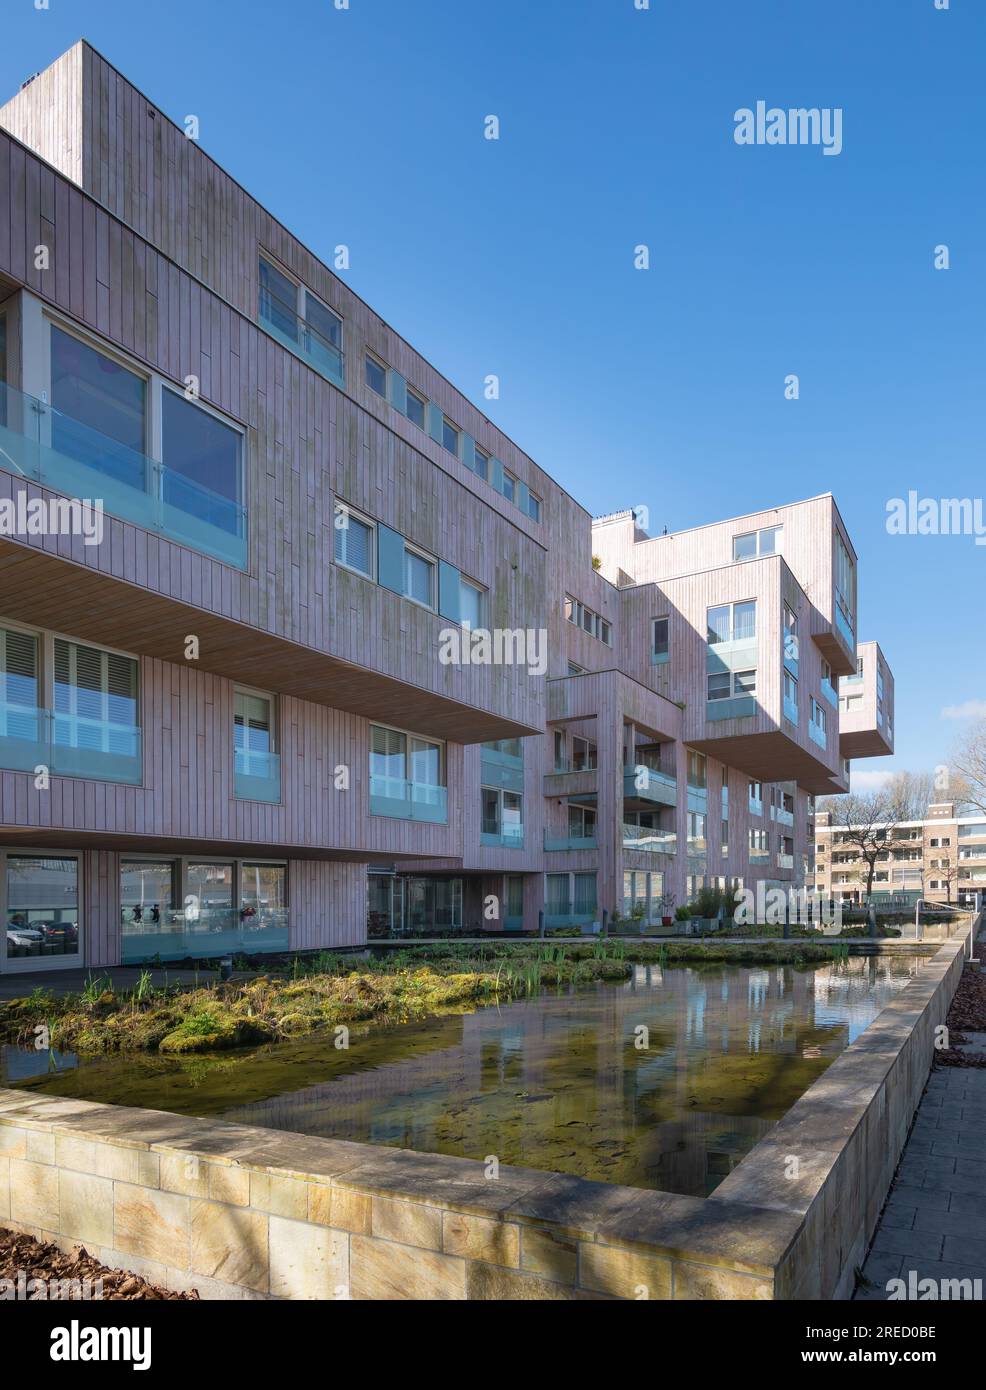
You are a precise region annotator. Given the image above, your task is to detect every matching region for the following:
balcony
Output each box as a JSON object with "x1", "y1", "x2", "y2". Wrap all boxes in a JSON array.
[
  {"x1": 783, "y1": 695, "x2": 799, "y2": 725},
  {"x1": 121, "y1": 906, "x2": 289, "y2": 964},
  {"x1": 544, "y1": 909, "x2": 598, "y2": 930},
  {"x1": 770, "y1": 805, "x2": 795, "y2": 828},
  {"x1": 839, "y1": 642, "x2": 895, "y2": 758},
  {"x1": 0, "y1": 703, "x2": 141, "y2": 785},
  {"x1": 622, "y1": 824, "x2": 676, "y2": 855},
  {"x1": 808, "y1": 720, "x2": 827, "y2": 751},
  {"x1": 777, "y1": 853, "x2": 795, "y2": 870},
  {"x1": 259, "y1": 291, "x2": 345, "y2": 390},
  {"x1": 623, "y1": 765, "x2": 677, "y2": 807},
  {"x1": 0, "y1": 382, "x2": 248, "y2": 570},
  {"x1": 234, "y1": 749, "x2": 281, "y2": 804},
  {"x1": 370, "y1": 775, "x2": 448, "y2": 824},
  {"x1": 544, "y1": 832, "x2": 597, "y2": 852}
]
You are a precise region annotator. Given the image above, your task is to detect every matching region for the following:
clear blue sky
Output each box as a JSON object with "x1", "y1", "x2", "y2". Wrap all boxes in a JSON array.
[{"x1": 2, "y1": 0, "x2": 982, "y2": 788}]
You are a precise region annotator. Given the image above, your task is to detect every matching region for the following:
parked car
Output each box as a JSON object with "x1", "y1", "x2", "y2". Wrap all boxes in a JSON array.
[
  {"x1": 6, "y1": 926, "x2": 45, "y2": 952},
  {"x1": 30, "y1": 920, "x2": 79, "y2": 951}
]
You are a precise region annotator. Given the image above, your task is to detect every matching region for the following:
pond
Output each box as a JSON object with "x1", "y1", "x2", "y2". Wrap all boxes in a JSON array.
[{"x1": 1, "y1": 956, "x2": 921, "y2": 1197}]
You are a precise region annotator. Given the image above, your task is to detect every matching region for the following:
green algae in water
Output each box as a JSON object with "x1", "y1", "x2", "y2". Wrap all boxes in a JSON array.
[{"x1": 3, "y1": 957, "x2": 920, "y2": 1197}]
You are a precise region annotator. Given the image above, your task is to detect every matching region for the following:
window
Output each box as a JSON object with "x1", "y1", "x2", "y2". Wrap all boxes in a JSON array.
[
  {"x1": 403, "y1": 546, "x2": 435, "y2": 608},
  {"x1": 442, "y1": 418, "x2": 460, "y2": 458},
  {"x1": 365, "y1": 354, "x2": 387, "y2": 397},
  {"x1": 652, "y1": 617, "x2": 670, "y2": 660},
  {"x1": 259, "y1": 256, "x2": 343, "y2": 380},
  {"x1": 161, "y1": 389, "x2": 244, "y2": 538},
  {"x1": 51, "y1": 325, "x2": 147, "y2": 487},
  {"x1": 835, "y1": 532, "x2": 856, "y2": 639},
  {"x1": 241, "y1": 863, "x2": 287, "y2": 932},
  {"x1": 459, "y1": 578, "x2": 485, "y2": 629},
  {"x1": 553, "y1": 730, "x2": 566, "y2": 770},
  {"x1": 527, "y1": 492, "x2": 542, "y2": 523},
  {"x1": 565, "y1": 596, "x2": 612, "y2": 644},
  {"x1": 473, "y1": 446, "x2": 490, "y2": 482},
  {"x1": 750, "y1": 829, "x2": 769, "y2": 855},
  {"x1": 784, "y1": 604, "x2": 799, "y2": 663},
  {"x1": 482, "y1": 787, "x2": 523, "y2": 843},
  {"x1": 708, "y1": 670, "x2": 756, "y2": 700},
  {"x1": 53, "y1": 637, "x2": 139, "y2": 751},
  {"x1": 0, "y1": 624, "x2": 39, "y2": 715},
  {"x1": 749, "y1": 781, "x2": 763, "y2": 813},
  {"x1": 5, "y1": 853, "x2": 80, "y2": 960},
  {"x1": 568, "y1": 804, "x2": 596, "y2": 839},
  {"x1": 707, "y1": 600, "x2": 756, "y2": 644},
  {"x1": 502, "y1": 470, "x2": 516, "y2": 504},
  {"x1": 405, "y1": 388, "x2": 426, "y2": 430},
  {"x1": 572, "y1": 736, "x2": 597, "y2": 772},
  {"x1": 810, "y1": 697, "x2": 827, "y2": 744},
  {"x1": 733, "y1": 526, "x2": 781, "y2": 562},
  {"x1": 333, "y1": 503, "x2": 375, "y2": 579},
  {"x1": 234, "y1": 688, "x2": 275, "y2": 773},
  {"x1": 784, "y1": 670, "x2": 798, "y2": 720},
  {"x1": 370, "y1": 724, "x2": 445, "y2": 801},
  {"x1": 687, "y1": 751, "x2": 706, "y2": 788},
  {"x1": 568, "y1": 662, "x2": 586, "y2": 676}
]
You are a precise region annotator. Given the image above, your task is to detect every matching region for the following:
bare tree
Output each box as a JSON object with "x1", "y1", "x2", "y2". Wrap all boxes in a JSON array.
[
  {"x1": 950, "y1": 720, "x2": 986, "y2": 816},
  {"x1": 826, "y1": 787, "x2": 910, "y2": 900},
  {"x1": 882, "y1": 770, "x2": 935, "y2": 822}
]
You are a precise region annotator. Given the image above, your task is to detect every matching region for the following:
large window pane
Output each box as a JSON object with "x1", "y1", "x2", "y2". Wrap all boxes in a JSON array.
[
  {"x1": 53, "y1": 638, "x2": 138, "y2": 754},
  {"x1": 334, "y1": 510, "x2": 373, "y2": 577},
  {"x1": 6, "y1": 854, "x2": 79, "y2": 959},
  {"x1": 304, "y1": 294, "x2": 342, "y2": 351},
  {"x1": 240, "y1": 863, "x2": 287, "y2": 936},
  {"x1": 404, "y1": 549, "x2": 434, "y2": 607},
  {"x1": 370, "y1": 725, "x2": 406, "y2": 781},
  {"x1": 259, "y1": 258, "x2": 299, "y2": 340},
  {"x1": 235, "y1": 689, "x2": 274, "y2": 769},
  {"x1": 733, "y1": 601, "x2": 756, "y2": 640},
  {"x1": 481, "y1": 787, "x2": 500, "y2": 834},
  {"x1": 161, "y1": 390, "x2": 243, "y2": 536},
  {"x1": 707, "y1": 605, "x2": 730, "y2": 644},
  {"x1": 50, "y1": 326, "x2": 147, "y2": 488},
  {"x1": 410, "y1": 737, "x2": 441, "y2": 786}
]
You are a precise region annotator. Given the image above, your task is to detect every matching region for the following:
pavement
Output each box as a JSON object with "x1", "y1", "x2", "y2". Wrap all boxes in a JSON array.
[{"x1": 0, "y1": 965, "x2": 221, "y2": 1001}]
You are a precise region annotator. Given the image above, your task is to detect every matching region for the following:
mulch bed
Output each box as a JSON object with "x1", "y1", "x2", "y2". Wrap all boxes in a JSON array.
[
  {"x1": 0, "y1": 1228, "x2": 199, "y2": 1299},
  {"x1": 934, "y1": 963, "x2": 986, "y2": 1069}
]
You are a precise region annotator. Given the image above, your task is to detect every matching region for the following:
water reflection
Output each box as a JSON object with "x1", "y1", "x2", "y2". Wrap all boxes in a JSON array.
[{"x1": 3, "y1": 957, "x2": 919, "y2": 1196}]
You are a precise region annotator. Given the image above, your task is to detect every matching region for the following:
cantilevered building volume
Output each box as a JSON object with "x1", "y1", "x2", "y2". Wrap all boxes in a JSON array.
[{"x1": 0, "y1": 42, "x2": 893, "y2": 972}]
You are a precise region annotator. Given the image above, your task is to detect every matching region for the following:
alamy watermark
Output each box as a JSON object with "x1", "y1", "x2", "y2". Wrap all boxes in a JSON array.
[
  {"x1": 1, "y1": 1270, "x2": 104, "y2": 1300},
  {"x1": 733, "y1": 885, "x2": 842, "y2": 930},
  {"x1": 886, "y1": 491, "x2": 986, "y2": 547},
  {"x1": 734, "y1": 102, "x2": 843, "y2": 157},
  {"x1": 0, "y1": 492, "x2": 104, "y2": 546},
  {"x1": 438, "y1": 626, "x2": 547, "y2": 677}
]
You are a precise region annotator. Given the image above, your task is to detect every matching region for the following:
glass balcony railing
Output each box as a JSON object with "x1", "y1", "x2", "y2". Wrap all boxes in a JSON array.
[
  {"x1": 121, "y1": 906, "x2": 289, "y2": 964},
  {"x1": 821, "y1": 679, "x2": 839, "y2": 708},
  {"x1": 770, "y1": 805, "x2": 795, "y2": 827},
  {"x1": 480, "y1": 822, "x2": 524, "y2": 849},
  {"x1": 0, "y1": 381, "x2": 248, "y2": 569},
  {"x1": 777, "y1": 853, "x2": 795, "y2": 870},
  {"x1": 622, "y1": 824, "x2": 676, "y2": 855},
  {"x1": 809, "y1": 722, "x2": 827, "y2": 750},
  {"x1": 234, "y1": 749, "x2": 281, "y2": 804},
  {"x1": 835, "y1": 604, "x2": 855, "y2": 649},
  {"x1": 544, "y1": 909, "x2": 598, "y2": 930},
  {"x1": 0, "y1": 702, "x2": 141, "y2": 784},
  {"x1": 369, "y1": 775, "x2": 448, "y2": 824},
  {"x1": 783, "y1": 696, "x2": 799, "y2": 725},
  {"x1": 622, "y1": 765, "x2": 677, "y2": 806},
  {"x1": 259, "y1": 291, "x2": 345, "y2": 389},
  {"x1": 544, "y1": 831, "x2": 598, "y2": 852}
]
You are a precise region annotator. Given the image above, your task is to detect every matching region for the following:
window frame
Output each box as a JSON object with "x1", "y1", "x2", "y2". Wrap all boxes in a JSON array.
[
  {"x1": 459, "y1": 576, "x2": 486, "y2": 630},
  {"x1": 364, "y1": 352, "x2": 388, "y2": 398},
  {"x1": 402, "y1": 540, "x2": 437, "y2": 612},
  {"x1": 333, "y1": 500, "x2": 377, "y2": 581},
  {"x1": 405, "y1": 386, "x2": 427, "y2": 431},
  {"x1": 258, "y1": 251, "x2": 343, "y2": 369}
]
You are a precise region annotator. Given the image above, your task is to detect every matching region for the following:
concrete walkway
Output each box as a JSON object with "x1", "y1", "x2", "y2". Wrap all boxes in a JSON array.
[{"x1": 854, "y1": 1066, "x2": 986, "y2": 1299}]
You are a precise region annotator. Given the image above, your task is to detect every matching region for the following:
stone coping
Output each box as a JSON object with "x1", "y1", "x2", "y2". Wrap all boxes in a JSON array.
[{"x1": 0, "y1": 922, "x2": 973, "y2": 1299}]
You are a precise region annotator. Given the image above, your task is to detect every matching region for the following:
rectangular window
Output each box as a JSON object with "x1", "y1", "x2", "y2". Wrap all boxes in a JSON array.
[
  {"x1": 161, "y1": 389, "x2": 244, "y2": 539},
  {"x1": 707, "y1": 600, "x2": 755, "y2": 644},
  {"x1": 708, "y1": 670, "x2": 755, "y2": 700},
  {"x1": 568, "y1": 803, "x2": 596, "y2": 839},
  {"x1": 53, "y1": 637, "x2": 139, "y2": 749},
  {"x1": 553, "y1": 730, "x2": 566, "y2": 771},
  {"x1": 234, "y1": 688, "x2": 275, "y2": 767},
  {"x1": 405, "y1": 388, "x2": 426, "y2": 430},
  {"x1": 51, "y1": 325, "x2": 147, "y2": 488},
  {"x1": 240, "y1": 863, "x2": 287, "y2": 935},
  {"x1": 527, "y1": 492, "x2": 541, "y2": 522},
  {"x1": 259, "y1": 257, "x2": 300, "y2": 341},
  {"x1": 0, "y1": 624, "x2": 39, "y2": 716},
  {"x1": 5, "y1": 854, "x2": 80, "y2": 960},
  {"x1": 403, "y1": 546, "x2": 436, "y2": 608},
  {"x1": 459, "y1": 578, "x2": 485, "y2": 629},
  {"x1": 687, "y1": 751, "x2": 706, "y2": 788},
  {"x1": 565, "y1": 596, "x2": 611, "y2": 644},
  {"x1": 501, "y1": 471, "x2": 516, "y2": 504},
  {"x1": 707, "y1": 671, "x2": 731, "y2": 701},
  {"x1": 442, "y1": 418, "x2": 460, "y2": 457},
  {"x1": 369, "y1": 725, "x2": 445, "y2": 807},
  {"x1": 572, "y1": 736, "x2": 597, "y2": 772},
  {"x1": 481, "y1": 786, "x2": 522, "y2": 839},
  {"x1": 365, "y1": 354, "x2": 387, "y2": 397},
  {"x1": 733, "y1": 526, "x2": 781, "y2": 562},
  {"x1": 333, "y1": 503, "x2": 375, "y2": 578},
  {"x1": 652, "y1": 617, "x2": 670, "y2": 659},
  {"x1": 473, "y1": 446, "x2": 490, "y2": 482},
  {"x1": 835, "y1": 532, "x2": 856, "y2": 639},
  {"x1": 784, "y1": 604, "x2": 799, "y2": 662}
]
